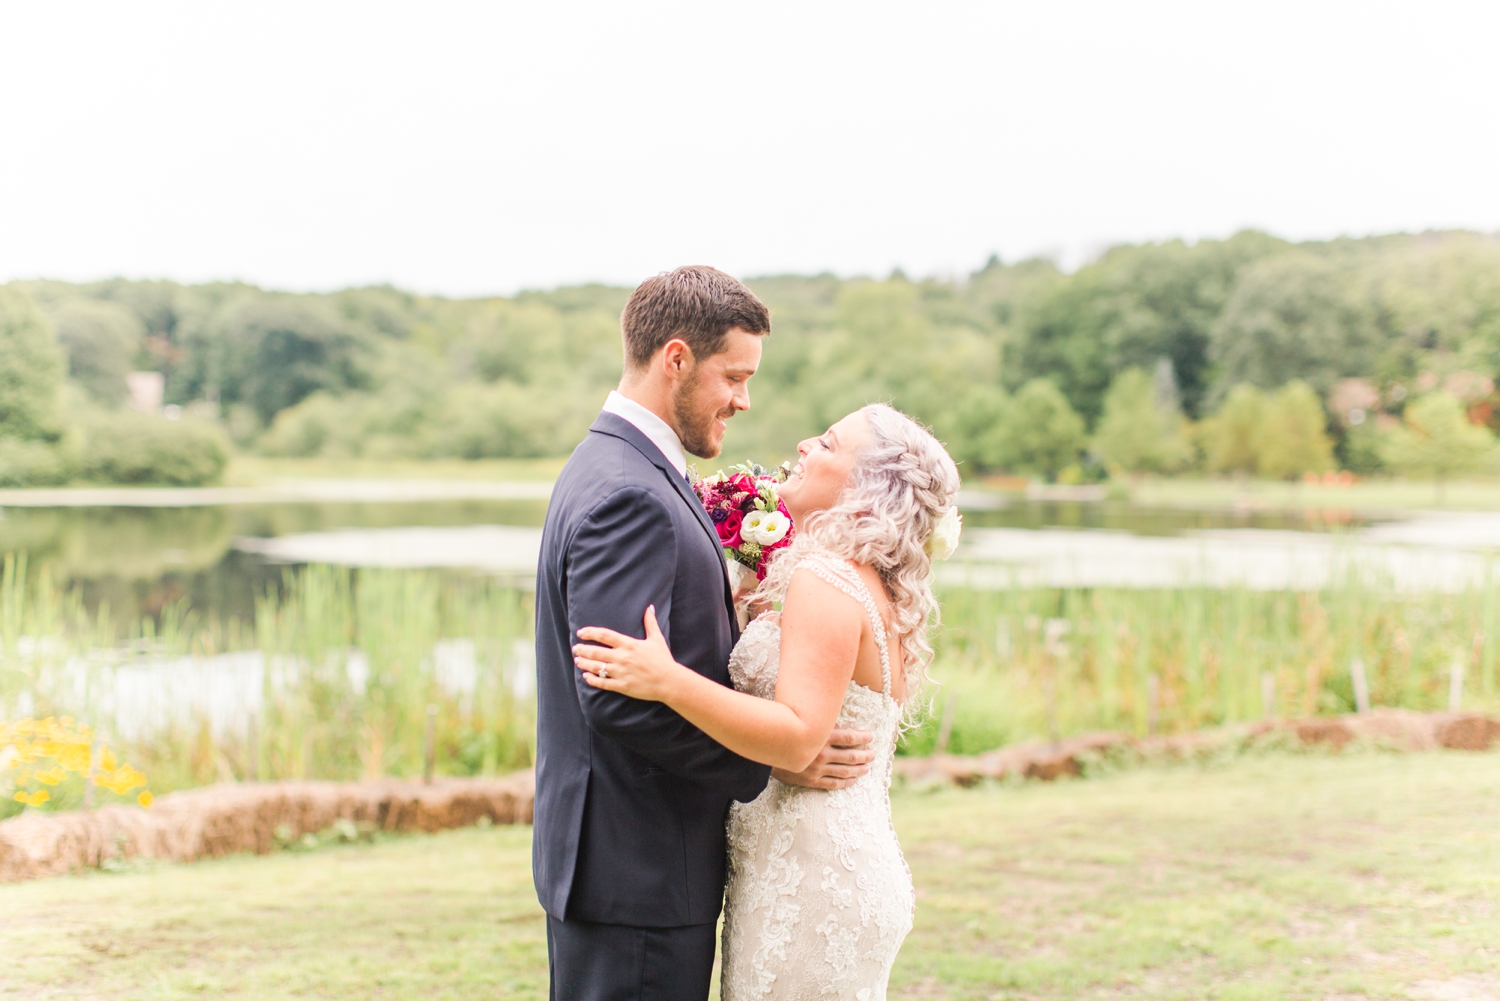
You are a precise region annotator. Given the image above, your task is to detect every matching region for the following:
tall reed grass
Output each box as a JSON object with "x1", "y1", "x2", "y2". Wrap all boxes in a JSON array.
[
  {"x1": 6, "y1": 553, "x2": 1500, "y2": 816},
  {"x1": 904, "y1": 574, "x2": 1500, "y2": 755},
  {"x1": 1, "y1": 556, "x2": 534, "y2": 816}
]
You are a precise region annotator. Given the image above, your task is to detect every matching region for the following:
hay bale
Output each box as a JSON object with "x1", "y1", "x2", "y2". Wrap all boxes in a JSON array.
[
  {"x1": 1138, "y1": 730, "x2": 1237, "y2": 757},
  {"x1": 1433, "y1": 714, "x2": 1500, "y2": 751},
  {"x1": 0, "y1": 771, "x2": 534, "y2": 884},
  {"x1": 1021, "y1": 749, "x2": 1080, "y2": 781},
  {"x1": 894, "y1": 711, "x2": 1500, "y2": 790},
  {"x1": 892, "y1": 753, "x2": 991, "y2": 785},
  {"x1": 894, "y1": 732, "x2": 1132, "y2": 786},
  {"x1": 1349, "y1": 709, "x2": 1442, "y2": 750},
  {"x1": 1292, "y1": 717, "x2": 1356, "y2": 749},
  {"x1": 1285, "y1": 710, "x2": 1500, "y2": 752}
]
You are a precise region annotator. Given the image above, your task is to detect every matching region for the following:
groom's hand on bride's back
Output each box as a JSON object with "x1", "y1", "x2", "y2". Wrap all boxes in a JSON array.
[{"x1": 771, "y1": 728, "x2": 874, "y2": 790}]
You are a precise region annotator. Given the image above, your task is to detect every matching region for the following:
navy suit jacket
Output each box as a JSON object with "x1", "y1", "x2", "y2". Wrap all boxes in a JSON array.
[{"x1": 532, "y1": 411, "x2": 771, "y2": 927}]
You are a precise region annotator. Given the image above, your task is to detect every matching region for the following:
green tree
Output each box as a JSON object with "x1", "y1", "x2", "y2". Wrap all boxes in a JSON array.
[
  {"x1": 1092, "y1": 367, "x2": 1190, "y2": 474},
  {"x1": 992, "y1": 378, "x2": 1086, "y2": 479},
  {"x1": 8, "y1": 229, "x2": 1500, "y2": 471},
  {"x1": 1202, "y1": 383, "x2": 1268, "y2": 474},
  {"x1": 1209, "y1": 253, "x2": 1376, "y2": 401},
  {"x1": 1008, "y1": 269, "x2": 1113, "y2": 426},
  {"x1": 938, "y1": 388, "x2": 1012, "y2": 475},
  {"x1": 0, "y1": 288, "x2": 65, "y2": 442},
  {"x1": 1255, "y1": 380, "x2": 1334, "y2": 480},
  {"x1": 190, "y1": 299, "x2": 371, "y2": 425},
  {"x1": 78, "y1": 412, "x2": 230, "y2": 486},
  {"x1": 1381, "y1": 392, "x2": 1495, "y2": 499},
  {"x1": 0, "y1": 437, "x2": 71, "y2": 487},
  {"x1": 728, "y1": 278, "x2": 1006, "y2": 471},
  {"x1": 965, "y1": 256, "x2": 1060, "y2": 329},
  {"x1": 51, "y1": 300, "x2": 146, "y2": 405},
  {"x1": 1367, "y1": 235, "x2": 1500, "y2": 360},
  {"x1": 1007, "y1": 231, "x2": 1287, "y2": 420}
]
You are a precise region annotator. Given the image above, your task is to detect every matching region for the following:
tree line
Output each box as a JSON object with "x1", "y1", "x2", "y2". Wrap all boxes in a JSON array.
[{"x1": 1, "y1": 229, "x2": 1498, "y2": 486}]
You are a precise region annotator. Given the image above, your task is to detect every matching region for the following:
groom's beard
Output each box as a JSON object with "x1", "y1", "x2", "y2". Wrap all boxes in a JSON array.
[{"x1": 673, "y1": 370, "x2": 733, "y2": 459}]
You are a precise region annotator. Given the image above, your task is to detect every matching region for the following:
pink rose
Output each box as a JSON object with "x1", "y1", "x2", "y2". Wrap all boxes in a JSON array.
[{"x1": 716, "y1": 510, "x2": 743, "y2": 548}]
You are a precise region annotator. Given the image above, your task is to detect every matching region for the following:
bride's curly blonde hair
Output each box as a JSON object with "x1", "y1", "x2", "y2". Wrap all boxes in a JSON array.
[{"x1": 760, "y1": 404, "x2": 961, "y2": 721}]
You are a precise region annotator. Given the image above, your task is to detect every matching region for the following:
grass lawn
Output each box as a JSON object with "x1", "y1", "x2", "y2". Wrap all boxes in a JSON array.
[{"x1": 3, "y1": 752, "x2": 1498, "y2": 999}]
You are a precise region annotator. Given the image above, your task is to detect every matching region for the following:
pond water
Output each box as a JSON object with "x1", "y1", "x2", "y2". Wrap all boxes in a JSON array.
[
  {"x1": 0, "y1": 495, "x2": 550, "y2": 625},
  {"x1": 0, "y1": 485, "x2": 1494, "y2": 626},
  {"x1": 6, "y1": 485, "x2": 1497, "y2": 748}
]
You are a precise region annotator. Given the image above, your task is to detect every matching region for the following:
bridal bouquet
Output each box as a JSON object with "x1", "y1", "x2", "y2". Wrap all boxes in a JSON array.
[{"x1": 692, "y1": 461, "x2": 795, "y2": 587}]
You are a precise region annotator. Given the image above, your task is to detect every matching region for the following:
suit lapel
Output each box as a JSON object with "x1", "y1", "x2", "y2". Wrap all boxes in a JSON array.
[{"x1": 589, "y1": 413, "x2": 738, "y2": 630}]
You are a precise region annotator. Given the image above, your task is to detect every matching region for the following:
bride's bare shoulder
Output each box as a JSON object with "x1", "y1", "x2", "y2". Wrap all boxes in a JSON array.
[
  {"x1": 780, "y1": 560, "x2": 864, "y2": 629},
  {"x1": 790, "y1": 554, "x2": 886, "y2": 605}
]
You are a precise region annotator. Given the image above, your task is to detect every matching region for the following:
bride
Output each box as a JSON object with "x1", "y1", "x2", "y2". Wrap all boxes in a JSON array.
[{"x1": 573, "y1": 403, "x2": 961, "y2": 999}]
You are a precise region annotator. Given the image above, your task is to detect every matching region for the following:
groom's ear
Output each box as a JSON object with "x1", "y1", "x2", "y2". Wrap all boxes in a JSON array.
[{"x1": 660, "y1": 338, "x2": 696, "y2": 380}]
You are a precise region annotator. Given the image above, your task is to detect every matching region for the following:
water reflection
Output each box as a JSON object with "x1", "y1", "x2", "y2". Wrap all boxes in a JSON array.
[
  {"x1": 957, "y1": 498, "x2": 1386, "y2": 536},
  {"x1": 0, "y1": 494, "x2": 1475, "y2": 627},
  {"x1": 942, "y1": 525, "x2": 1497, "y2": 593},
  {"x1": 0, "y1": 499, "x2": 550, "y2": 625},
  {"x1": 0, "y1": 505, "x2": 235, "y2": 579}
]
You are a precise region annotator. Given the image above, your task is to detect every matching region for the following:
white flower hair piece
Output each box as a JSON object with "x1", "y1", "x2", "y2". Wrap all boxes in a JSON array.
[{"x1": 926, "y1": 506, "x2": 962, "y2": 561}]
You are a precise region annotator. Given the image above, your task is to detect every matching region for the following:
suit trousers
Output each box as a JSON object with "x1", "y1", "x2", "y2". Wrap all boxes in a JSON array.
[{"x1": 546, "y1": 914, "x2": 717, "y2": 1001}]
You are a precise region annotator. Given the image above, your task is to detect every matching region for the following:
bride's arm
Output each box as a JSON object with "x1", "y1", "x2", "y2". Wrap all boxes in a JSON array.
[{"x1": 574, "y1": 570, "x2": 861, "y2": 773}]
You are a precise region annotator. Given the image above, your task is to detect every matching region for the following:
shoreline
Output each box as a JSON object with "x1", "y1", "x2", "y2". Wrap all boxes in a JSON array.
[{"x1": 0, "y1": 480, "x2": 554, "y2": 508}]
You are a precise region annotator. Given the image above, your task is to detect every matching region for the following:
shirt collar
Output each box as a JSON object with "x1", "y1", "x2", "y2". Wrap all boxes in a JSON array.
[{"x1": 602, "y1": 390, "x2": 687, "y2": 477}]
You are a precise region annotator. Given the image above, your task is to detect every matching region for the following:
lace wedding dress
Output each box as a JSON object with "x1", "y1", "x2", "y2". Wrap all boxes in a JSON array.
[{"x1": 720, "y1": 553, "x2": 915, "y2": 1000}]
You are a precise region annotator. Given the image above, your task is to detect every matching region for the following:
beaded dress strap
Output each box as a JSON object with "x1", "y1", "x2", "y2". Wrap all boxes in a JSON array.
[{"x1": 796, "y1": 554, "x2": 892, "y2": 698}]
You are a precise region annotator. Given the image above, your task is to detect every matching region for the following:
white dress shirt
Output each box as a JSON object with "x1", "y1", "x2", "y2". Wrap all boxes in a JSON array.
[{"x1": 602, "y1": 390, "x2": 688, "y2": 477}]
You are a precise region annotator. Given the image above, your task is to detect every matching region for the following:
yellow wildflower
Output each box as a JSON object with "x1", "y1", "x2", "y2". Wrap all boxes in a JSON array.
[{"x1": 2, "y1": 717, "x2": 151, "y2": 809}]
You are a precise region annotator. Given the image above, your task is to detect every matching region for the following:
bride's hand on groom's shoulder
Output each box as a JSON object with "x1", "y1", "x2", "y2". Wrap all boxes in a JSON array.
[
  {"x1": 574, "y1": 606, "x2": 683, "y2": 703},
  {"x1": 772, "y1": 728, "x2": 875, "y2": 790}
]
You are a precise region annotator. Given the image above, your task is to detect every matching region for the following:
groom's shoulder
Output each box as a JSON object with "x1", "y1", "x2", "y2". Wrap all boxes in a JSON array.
[
  {"x1": 562, "y1": 424, "x2": 652, "y2": 478},
  {"x1": 554, "y1": 427, "x2": 666, "y2": 504}
]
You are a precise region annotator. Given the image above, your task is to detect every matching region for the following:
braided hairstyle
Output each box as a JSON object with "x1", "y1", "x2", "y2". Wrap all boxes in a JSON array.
[{"x1": 760, "y1": 403, "x2": 961, "y2": 723}]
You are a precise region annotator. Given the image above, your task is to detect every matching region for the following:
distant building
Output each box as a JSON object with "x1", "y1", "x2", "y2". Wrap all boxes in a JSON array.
[{"x1": 126, "y1": 371, "x2": 164, "y2": 413}]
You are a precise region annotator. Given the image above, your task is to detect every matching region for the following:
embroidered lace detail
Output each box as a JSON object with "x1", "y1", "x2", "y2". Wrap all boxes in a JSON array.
[{"x1": 721, "y1": 552, "x2": 915, "y2": 1000}]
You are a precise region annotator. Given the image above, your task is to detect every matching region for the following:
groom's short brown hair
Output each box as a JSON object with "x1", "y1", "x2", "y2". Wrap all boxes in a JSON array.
[{"x1": 621, "y1": 266, "x2": 771, "y2": 369}]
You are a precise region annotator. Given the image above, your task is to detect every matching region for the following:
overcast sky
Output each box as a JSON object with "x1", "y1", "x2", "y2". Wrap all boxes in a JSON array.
[{"x1": 2, "y1": 1, "x2": 1497, "y2": 297}]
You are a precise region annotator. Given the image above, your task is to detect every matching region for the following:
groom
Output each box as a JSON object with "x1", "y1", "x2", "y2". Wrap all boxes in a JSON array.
[{"x1": 533, "y1": 266, "x2": 874, "y2": 1000}]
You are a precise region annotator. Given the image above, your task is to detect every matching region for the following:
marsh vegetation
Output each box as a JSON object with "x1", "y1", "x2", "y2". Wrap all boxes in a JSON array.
[{"x1": 4, "y1": 535, "x2": 1496, "y2": 815}]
